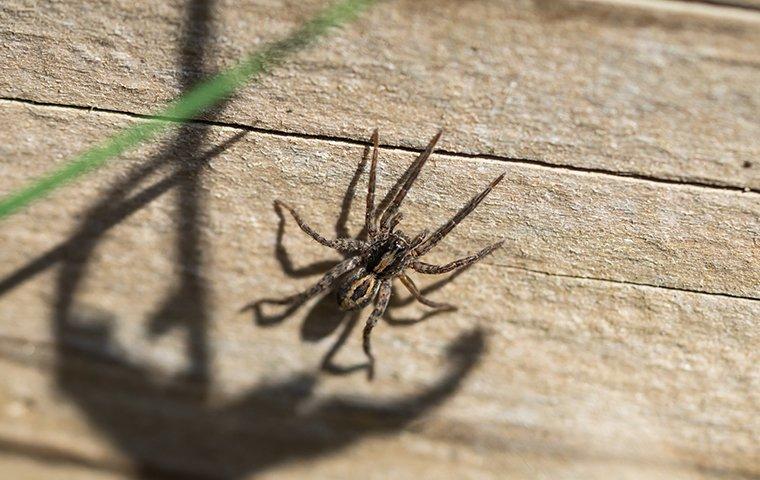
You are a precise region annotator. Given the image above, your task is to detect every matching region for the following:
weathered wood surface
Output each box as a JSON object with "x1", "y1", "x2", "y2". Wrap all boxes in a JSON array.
[
  {"x1": 0, "y1": 0, "x2": 759, "y2": 479},
  {"x1": 0, "y1": 102, "x2": 758, "y2": 479},
  {"x1": 1, "y1": 0, "x2": 759, "y2": 189}
]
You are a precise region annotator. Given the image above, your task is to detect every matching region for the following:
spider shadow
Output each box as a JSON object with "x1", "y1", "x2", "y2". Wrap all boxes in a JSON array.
[
  {"x1": 0, "y1": 1, "x2": 489, "y2": 477},
  {"x1": 244, "y1": 143, "x2": 477, "y2": 377}
]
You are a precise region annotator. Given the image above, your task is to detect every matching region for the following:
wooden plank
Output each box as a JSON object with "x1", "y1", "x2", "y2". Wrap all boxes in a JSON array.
[
  {"x1": 1, "y1": 102, "x2": 757, "y2": 297},
  {"x1": 1, "y1": 0, "x2": 759, "y2": 189},
  {"x1": 0, "y1": 102, "x2": 757, "y2": 478},
  {"x1": 0, "y1": 243, "x2": 757, "y2": 478}
]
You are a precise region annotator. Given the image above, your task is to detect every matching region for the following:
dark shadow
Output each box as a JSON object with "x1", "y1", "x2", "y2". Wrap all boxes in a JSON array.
[
  {"x1": 336, "y1": 144, "x2": 371, "y2": 240},
  {"x1": 300, "y1": 295, "x2": 348, "y2": 342},
  {"x1": 319, "y1": 312, "x2": 366, "y2": 375},
  {"x1": 0, "y1": 1, "x2": 485, "y2": 478},
  {"x1": 56, "y1": 326, "x2": 485, "y2": 479},
  {"x1": 274, "y1": 202, "x2": 340, "y2": 278}
]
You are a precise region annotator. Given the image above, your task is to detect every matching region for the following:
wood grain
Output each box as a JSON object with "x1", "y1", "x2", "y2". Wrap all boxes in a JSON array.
[
  {"x1": 1, "y1": 0, "x2": 759, "y2": 478},
  {"x1": 2, "y1": 102, "x2": 758, "y2": 297},
  {"x1": 0, "y1": 102, "x2": 757, "y2": 479},
  {"x1": 1, "y1": 0, "x2": 759, "y2": 189}
]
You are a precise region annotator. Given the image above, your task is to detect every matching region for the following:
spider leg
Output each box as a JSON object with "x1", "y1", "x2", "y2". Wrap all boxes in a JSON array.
[
  {"x1": 266, "y1": 256, "x2": 361, "y2": 305},
  {"x1": 384, "y1": 211, "x2": 403, "y2": 234},
  {"x1": 275, "y1": 200, "x2": 364, "y2": 254},
  {"x1": 399, "y1": 272, "x2": 456, "y2": 311},
  {"x1": 365, "y1": 129, "x2": 380, "y2": 239},
  {"x1": 413, "y1": 173, "x2": 505, "y2": 256},
  {"x1": 409, "y1": 229, "x2": 429, "y2": 249},
  {"x1": 411, "y1": 240, "x2": 503, "y2": 275},
  {"x1": 377, "y1": 130, "x2": 442, "y2": 228},
  {"x1": 362, "y1": 279, "x2": 392, "y2": 380}
]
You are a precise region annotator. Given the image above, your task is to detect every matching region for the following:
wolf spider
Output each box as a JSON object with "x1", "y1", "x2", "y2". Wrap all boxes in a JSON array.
[{"x1": 270, "y1": 130, "x2": 504, "y2": 378}]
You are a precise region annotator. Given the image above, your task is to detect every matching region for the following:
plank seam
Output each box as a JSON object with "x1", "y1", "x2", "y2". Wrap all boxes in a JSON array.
[
  {"x1": 2, "y1": 96, "x2": 757, "y2": 195},
  {"x1": 591, "y1": 0, "x2": 760, "y2": 17},
  {"x1": 490, "y1": 262, "x2": 760, "y2": 302},
  {"x1": 671, "y1": 0, "x2": 760, "y2": 12}
]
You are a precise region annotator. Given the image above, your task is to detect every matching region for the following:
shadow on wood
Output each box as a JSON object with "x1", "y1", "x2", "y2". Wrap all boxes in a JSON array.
[{"x1": 0, "y1": 1, "x2": 489, "y2": 478}]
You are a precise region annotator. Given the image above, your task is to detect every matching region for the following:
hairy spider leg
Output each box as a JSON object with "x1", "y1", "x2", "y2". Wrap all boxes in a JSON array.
[
  {"x1": 365, "y1": 129, "x2": 380, "y2": 239},
  {"x1": 409, "y1": 229, "x2": 429, "y2": 248},
  {"x1": 376, "y1": 130, "x2": 442, "y2": 229},
  {"x1": 362, "y1": 279, "x2": 392, "y2": 379},
  {"x1": 413, "y1": 173, "x2": 505, "y2": 257},
  {"x1": 411, "y1": 240, "x2": 504, "y2": 275},
  {"x1": 275, "y1": 200, "x2": 365, "y2": 254},
  {"x1": 399, "y1": 273, "x2": 456, "y2": 311},
  {"x1": 267, "y1": 256, "x2": 361, "y2": 305},
  {"x1": 384, "y1": 211, "x2": 403, "y2": 234}
]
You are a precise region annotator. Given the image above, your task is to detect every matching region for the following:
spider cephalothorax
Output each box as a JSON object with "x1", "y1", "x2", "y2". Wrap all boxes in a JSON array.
[
  {"x1": 335, "y1": 232, "x2": 421, "y2": 311},
  {"x1": 271, "y1": 130, "x2": 504, "y2": 377}
]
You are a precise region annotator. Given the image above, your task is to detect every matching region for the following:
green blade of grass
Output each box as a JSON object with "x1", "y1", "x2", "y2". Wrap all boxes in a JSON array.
[{"x1": 0, "y1": 0, "x2": 376, "y2": 219}]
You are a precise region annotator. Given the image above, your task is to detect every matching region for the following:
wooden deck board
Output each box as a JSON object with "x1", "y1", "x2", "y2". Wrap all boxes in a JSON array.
[
  {"x1": 2, "y1": 102, "x2": 757, "y2": 297},
  {"x1": 1, "y1": 0, "x2": 759, "y2": 189},
  {"x1": 0, "y1": 0, "x2": 758, "y2": 478},
  {"x1": 0, "y1": 102, "x2": 757, "y2": 478}
]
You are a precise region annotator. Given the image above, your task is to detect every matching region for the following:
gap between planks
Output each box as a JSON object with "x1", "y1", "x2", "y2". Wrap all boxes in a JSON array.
[
  {"x1": 490, "y1": 262, "x2": 760, "y2": 302},
  {"x1": 600, "y1": 0, "x2": 760, "y2": 16},
  {"x1": 688, "y1": 0, "x2": 760, "y2": 12},
  {"x1": 2, "y1": 97, "x2": 759, "y2": 302},
  {"x1": 2, "y1": 96, "x2": 758, "y2": 196}
]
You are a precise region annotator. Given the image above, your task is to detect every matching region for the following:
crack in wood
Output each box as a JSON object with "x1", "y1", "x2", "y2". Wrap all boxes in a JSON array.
[
  {"x1": 489, "y1": 262, "x2": 760, "y2": 302},
  {"x1": 2, "y1": 96, "x2": 757, "y2": 195}
]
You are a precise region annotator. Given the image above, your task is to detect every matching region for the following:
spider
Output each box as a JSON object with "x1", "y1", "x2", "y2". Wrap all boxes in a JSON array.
[{"x1": 271, "y1": 130, "x2": 504, "y2": 378}]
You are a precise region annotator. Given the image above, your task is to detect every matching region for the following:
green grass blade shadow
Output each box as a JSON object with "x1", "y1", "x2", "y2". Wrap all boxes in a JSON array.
[{"x1": 0, "y1": 0, "x2": 376, "y2": 219}]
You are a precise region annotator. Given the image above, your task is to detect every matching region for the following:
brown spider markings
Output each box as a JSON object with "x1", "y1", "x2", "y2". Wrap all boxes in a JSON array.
[{"x1": 271, "y1": 130, "x2": 505, "y2": 379}]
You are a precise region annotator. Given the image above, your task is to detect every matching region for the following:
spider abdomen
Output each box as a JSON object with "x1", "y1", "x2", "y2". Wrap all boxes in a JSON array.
[{"x1": 337, "y1": 270, "x2": 380, "y2": 311}]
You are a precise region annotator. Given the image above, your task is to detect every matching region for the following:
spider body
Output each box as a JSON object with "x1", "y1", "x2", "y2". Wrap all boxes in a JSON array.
[
  {"x1": 364, "y1": 233, "x2": 413, "y2": 278},
  {"x1": 337, "y1": 268, "x2": 379, "y2": 311},
  {"x1": 337, "y1": 233, "x2": 414, "y2": 311},
  {"x1": 270, "y1": 130, "x2": 504, "y2": 378}
]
